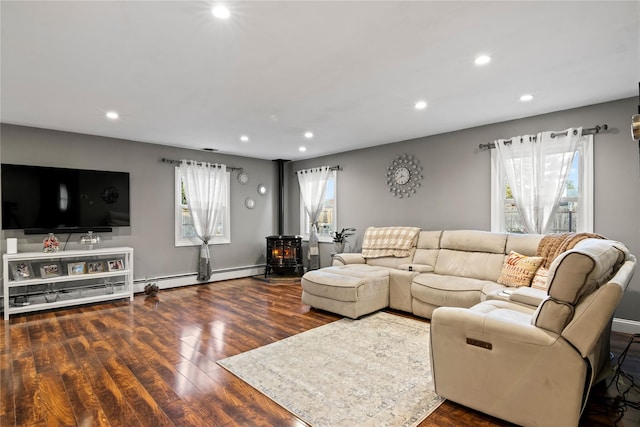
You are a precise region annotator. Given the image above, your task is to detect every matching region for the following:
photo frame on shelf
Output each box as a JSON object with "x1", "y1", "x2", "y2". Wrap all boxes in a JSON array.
[
  {"x1": 10, "y1": 262, "x2": 33, "y2": 281},
  {"x1": 68, "y1": 262, "x2": 86, "y2": 275},
  {"x1": 107, "y1": 259, "x2": 124, "y2": 271},
  {"x1": 87, "y1": 262, "x2": 104, "y2": 274},
  {"x1": 39, "y1": 262, "x2": 62, "y2": 278}
]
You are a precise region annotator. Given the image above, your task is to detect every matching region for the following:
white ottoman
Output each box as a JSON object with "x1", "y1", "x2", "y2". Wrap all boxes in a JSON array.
[{"x1": 301, "y1": 266, "x2": 390, "y2": 319}]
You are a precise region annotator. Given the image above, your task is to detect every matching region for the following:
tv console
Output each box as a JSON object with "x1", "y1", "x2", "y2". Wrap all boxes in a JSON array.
[{"x1": 2, "y1": 247, "x2": 133, "y2": 320}]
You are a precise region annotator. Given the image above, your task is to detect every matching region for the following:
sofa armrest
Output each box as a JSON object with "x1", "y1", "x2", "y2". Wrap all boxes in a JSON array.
[
  {"x1": 332, "y1": 253, "x2": 366, "y2": 266},
  {"x1": 509, "y1": 287, "x2": 547, "y2": 307},
  {"x1": 398, "y1": 263, "x2": 434, "y2": 273},
  {"x1": 432, "y1": 303, "x2": 558, "y2": 346}
]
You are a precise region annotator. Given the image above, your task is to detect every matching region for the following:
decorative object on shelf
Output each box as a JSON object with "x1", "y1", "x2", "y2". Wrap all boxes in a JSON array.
[
  {"x1": 44, "y1": 283, "x2": 59, "y2": 303},
  {"x1": 39, "y1": 262, "x2": 62, "y2": 278},
  {"x1": 43, "y1": 233, "x2": 60, "y2": 253},
  {"x1": 13, "y1": 295, "x2": 30, "y2": 306},
  {"x1": 105, "y1": 278, "x2": 115, "y2": 294},
  {"x1": 68, "y1": 262, "x2": 86, "y2": 275},
  {"x1": 332, "y1": 227, "x2": 356, "y2": 254},
  {"x1": 238, "y1": 171, "x2": 249, "y2": 184},
  {"x1": 79, "y1": 231, "x2": 102, "y2": 250},
  {"x1": 87, "y1": 261, "x2": 104, "y2": 273},
  {"x1": 10, "y1": 262, "x2": 33, "y2": 281},
  {"x1": 107, "y1": 259, "x2": 124, "y2": 271},
  {"x1": 7, "y1": 238, "x2": 18, "y2": 254},
  {"x1": 245, "y1": 197, "x2": 256, "y2": 210},
  {"x1": 144, "y1": 279, "x2": 159, "y2": 296},
  {"x1": 386, "y1": 154, "x2": 424, "y2": 198},
  {"x1": 257, "y1": 183, "x2": 267, "y2": 196}
]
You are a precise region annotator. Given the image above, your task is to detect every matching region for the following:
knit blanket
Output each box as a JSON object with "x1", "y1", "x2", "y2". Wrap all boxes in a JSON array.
[
  {"x1": 361, "y1": 226, "x2": 421, "y2": 258},
  {"x1": 536, "y1": 232, "x2": 605, "y2": 269}
]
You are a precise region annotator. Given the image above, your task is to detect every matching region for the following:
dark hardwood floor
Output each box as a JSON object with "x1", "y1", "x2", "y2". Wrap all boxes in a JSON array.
[{"x1": 1, "y1": 277, "x2": 639, "y2": 426}]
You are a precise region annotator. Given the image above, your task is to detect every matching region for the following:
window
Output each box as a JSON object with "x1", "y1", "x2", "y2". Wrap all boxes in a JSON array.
[
  {"x1": 175, "y1": 168, "x2": 230, "y2": 246},
  {"x1": 299, "y1": 170, "x2": 337, "y2": 242},
  {"x1": 491, "y1": 135, "x2": 593, "y2": 233}
]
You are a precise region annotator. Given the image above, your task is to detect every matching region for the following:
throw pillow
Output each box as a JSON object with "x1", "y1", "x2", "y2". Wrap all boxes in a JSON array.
[
  {"x1": 497, "y1": 251, "x2": 545, "y2": 288},
  {"x1": 531, "y1": 267, "x2": 550, "y2": 291}
]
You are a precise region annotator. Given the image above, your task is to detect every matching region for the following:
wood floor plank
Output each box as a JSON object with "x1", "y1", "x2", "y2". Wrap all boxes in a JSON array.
[
  {"x1": 0, "y1": 352, "x2": 16, "y2": 427},
  {"x1": 3, "y1": 277, "x2": 639, "y2": 426},
  {"x1": 67, "y1": 335, "x2": 144, "y2": 427}
]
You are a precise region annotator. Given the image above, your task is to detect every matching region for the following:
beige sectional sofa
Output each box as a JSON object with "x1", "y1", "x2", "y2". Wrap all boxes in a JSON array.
[
  {"x1": 300, "y1": 228, "x2": 636, "y2": 427},
  {"x1": 302, "y1": 229, "x2": 548, "y2": 319}
]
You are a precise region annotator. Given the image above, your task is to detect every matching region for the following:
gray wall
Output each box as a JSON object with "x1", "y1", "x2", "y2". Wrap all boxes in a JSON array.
[
  {"x1": 287, "y1": 97, "x2": 640, "y2": 321},
  {"x1": 1, "y1": 124, "x2": 278, "y2": 281}
]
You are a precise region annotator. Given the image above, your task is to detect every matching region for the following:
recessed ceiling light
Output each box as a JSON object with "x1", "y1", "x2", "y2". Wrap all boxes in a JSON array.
[
  {"x1": 299, "y1": 146, "x2": 307, "y2": 152},
  {"x1": 212, "y1": 5, "x2": 230, "y2": 19},
  {"x1": 304, "y1": 131, "x2": 314, "y2": 139},
  {"x1": 520, "y1": 94, "x2": 534, "y2": 102},
  {"x1": 474, "y1": 55, "x2": 491, "y2": 66},
  {"x1": 240, "y1": 135, "x2": 249, "y2": 142},
  {"x1": 106, "y1": 111, "x2": 119, "y2": 120},
  {"x1": 414, "y1": 100, "x2": 427, "y2": 110}
]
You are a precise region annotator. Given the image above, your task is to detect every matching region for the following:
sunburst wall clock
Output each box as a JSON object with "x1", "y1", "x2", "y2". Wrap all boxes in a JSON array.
[{"x1": 386, "y1": 154, "x2": 423, "y2": 198}]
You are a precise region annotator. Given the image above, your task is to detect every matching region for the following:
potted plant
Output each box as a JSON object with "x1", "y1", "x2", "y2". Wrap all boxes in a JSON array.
[{"x1": 331, "y1": 227, "x2": 356, "y2": 253}]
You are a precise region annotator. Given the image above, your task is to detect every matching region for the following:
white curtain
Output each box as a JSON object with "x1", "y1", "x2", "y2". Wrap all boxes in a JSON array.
[
  {"x1": 180, "y1": 160, "x2": 228, "y2": 281},
  {"x1": 494, "y1": 127, "x2": 581, "y2": 234},
  {"x1": 296, "y1": 166, "x2": 331, "y2": 270}
]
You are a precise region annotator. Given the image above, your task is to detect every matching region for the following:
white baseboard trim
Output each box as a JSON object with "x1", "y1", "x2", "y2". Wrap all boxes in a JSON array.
[
  {"x1": 133, "y1": 265, "x2": 264, "y2": 293},
  {"x1": 612, "y1": 317, "x2": 640, "y2": 334}
]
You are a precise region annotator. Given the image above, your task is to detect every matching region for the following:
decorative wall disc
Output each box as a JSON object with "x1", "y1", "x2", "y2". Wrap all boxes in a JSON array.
[
  {"x1": 244, "y1": 197, "x2": 256, "y2": 209},
  {"x1": 386, "y1": 154, "x2": 423, "y2": 198},
  {"x1": 237, "y1": 171, "x2": 249, "y2": 184}
]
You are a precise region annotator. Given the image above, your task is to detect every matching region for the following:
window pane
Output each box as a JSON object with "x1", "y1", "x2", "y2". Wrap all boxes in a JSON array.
[
  {"x1": 175, "y1": 168, "x2": 230, "y2": 246},
  {"x1": 300, "y1": 171, "x2": 337, "y2": 239},
  {"x1": 503, "y1": 153, "x2": 580, "y2": 234}
]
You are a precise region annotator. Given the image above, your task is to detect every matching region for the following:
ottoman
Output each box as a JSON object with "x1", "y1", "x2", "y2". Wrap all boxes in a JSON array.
[{"x1": 301, "y1": 266, "x2": 390, "y2": 319}]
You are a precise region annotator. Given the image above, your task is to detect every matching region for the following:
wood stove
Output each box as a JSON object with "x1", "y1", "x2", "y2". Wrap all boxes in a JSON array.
[{"x1": 265, "y1": 235, "x2": 302, "y2": 277}]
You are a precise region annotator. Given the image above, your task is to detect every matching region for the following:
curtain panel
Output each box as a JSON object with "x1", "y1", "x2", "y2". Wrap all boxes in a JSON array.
[
  {"x1": 179, "y1": 160, "x2": 228, "y2": 281},
  {"x1": 494, "y1": 127, "x2": 581, "y2": 234},
  {"x1": 296, "y1": 166, "x2": 332, "y2": 270}
]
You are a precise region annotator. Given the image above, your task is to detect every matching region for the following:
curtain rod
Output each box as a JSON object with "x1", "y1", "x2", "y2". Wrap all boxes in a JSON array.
[
  {"x1": 478, "y1": 124, "x2": 609, "y2": 150},
  {"x1": 295, "y1": 165, "x2": 342, "y2": 173},
  {"x1": 161, "y1": 158, "x2": 242, "y2": 171}
]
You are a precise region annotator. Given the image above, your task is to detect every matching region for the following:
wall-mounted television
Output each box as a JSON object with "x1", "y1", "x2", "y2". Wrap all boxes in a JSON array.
[{"x1": 1, "y1": 164, "x2": 130, "y2": 234}]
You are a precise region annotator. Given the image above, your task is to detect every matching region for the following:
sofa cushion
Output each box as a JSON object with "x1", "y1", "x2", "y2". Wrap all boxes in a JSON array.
[
  {"x1": 434, "y1": 249, "x2": 505, "y2": 281},
  {"x1": 301, "y1": 269, "x2": 389, "y2": 302},
  {"x1": 497, "y1": 251, "x2": 544, "y2": 288},
  {"x1": 412, "y1": 274, "x2": 502, "y2": 309},
  {"x1": 417, "y1": 230, "x2": 443, "y2": 249},
  {"x1": 366, "y1": 248, "x2": 416, "y2": 269},
  {"x1": 505, "y1": 233, "x2": 544, "y2": 257},
  {"x1": 440, "y1": 230, "x2": 507, "y2": 254},
  {"x1": 531, "y1": 267, "x2": 550, "y2": 291}
]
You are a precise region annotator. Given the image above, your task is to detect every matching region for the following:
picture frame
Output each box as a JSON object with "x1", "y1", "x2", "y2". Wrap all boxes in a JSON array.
[
  {"x1": 68, "y1": 262, "x2": 86, "y2": 275},
  {"x1": 10, "y1": 262, "x2": 33, "y2": 281},
  {"x1": 87, "y1": 261, "x2": 104, "y2": 274},
  {"x1": 107, "y1": 259, "x2": 124, "y2": 271},
  {"x1": 40, "y1": 262, "x2": 62, "y2": 278}
]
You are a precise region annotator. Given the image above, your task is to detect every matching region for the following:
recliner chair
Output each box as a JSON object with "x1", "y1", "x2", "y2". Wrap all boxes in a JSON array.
[{"x1": 430, "y1": 238, "x2": 636, "y2": 427}]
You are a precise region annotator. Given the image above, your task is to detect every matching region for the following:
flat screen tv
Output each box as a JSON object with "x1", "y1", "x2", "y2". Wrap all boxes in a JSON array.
[{"x1": 1, "y1": 164, "x2": 130, "y2": 234}]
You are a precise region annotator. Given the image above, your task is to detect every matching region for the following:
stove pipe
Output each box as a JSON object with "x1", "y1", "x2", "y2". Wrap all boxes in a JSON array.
[{"x1": 273, "y1": 159, "x2": 289, "y2": 235}]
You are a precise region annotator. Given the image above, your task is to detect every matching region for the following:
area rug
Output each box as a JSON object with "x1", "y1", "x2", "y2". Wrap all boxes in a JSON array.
[{"x1": 217, "y1": 312, "x2": 444, "y2": 427}]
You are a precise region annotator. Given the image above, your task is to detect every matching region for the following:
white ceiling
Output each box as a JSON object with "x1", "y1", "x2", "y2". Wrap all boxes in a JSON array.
[{"x1": 2, "y1": 1, "x2": 639, "y2": 161}]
